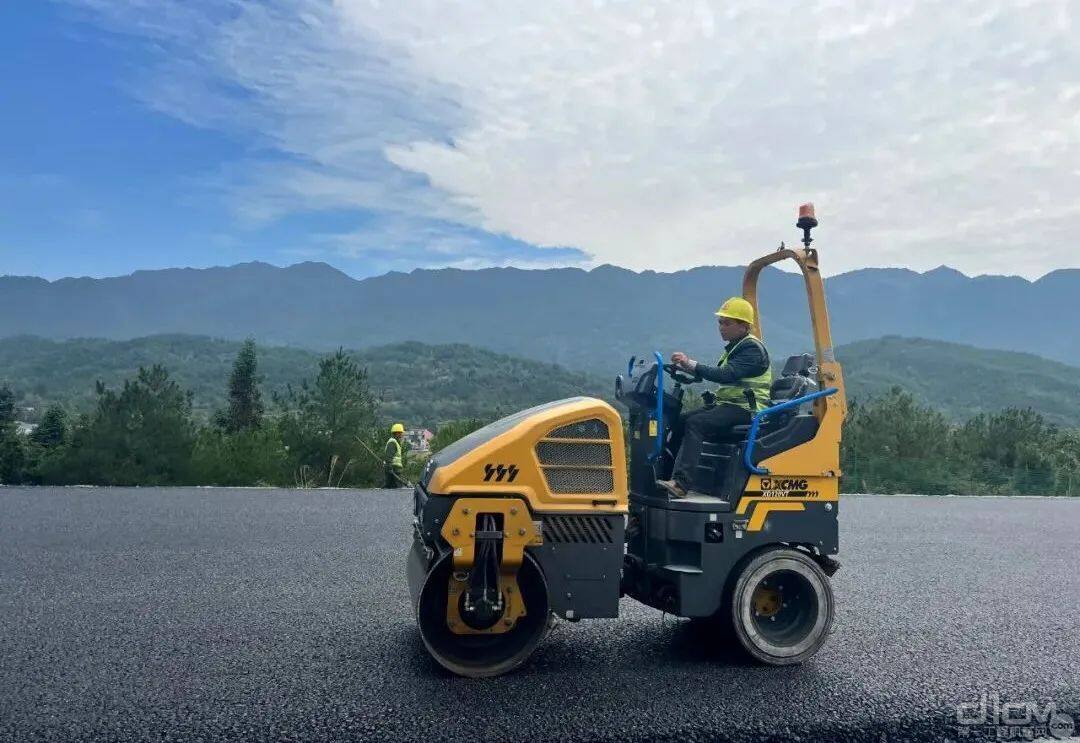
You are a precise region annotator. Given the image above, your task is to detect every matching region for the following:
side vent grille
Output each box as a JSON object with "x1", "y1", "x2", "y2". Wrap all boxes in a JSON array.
[
  {"x1": 543, "y1": 515, "x2": 615, "y2": 544},
  {"x1": 548, "y1": 419, "x2": 609, "y2": 439},
  {"x1": 536, "y1": 441, "x2": 612, "y2": 467},
  {"x1": 536, "y1": 418, "x2": 614, "y2": 495},
  {"x1": 543, "y1": 468, "x2": 614, "y2": 494}
]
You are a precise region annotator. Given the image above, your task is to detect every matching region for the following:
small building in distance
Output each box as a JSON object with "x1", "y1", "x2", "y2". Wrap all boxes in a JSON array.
[{"x1": 405, "y1": 428, "x2": 433, "y2": 452}]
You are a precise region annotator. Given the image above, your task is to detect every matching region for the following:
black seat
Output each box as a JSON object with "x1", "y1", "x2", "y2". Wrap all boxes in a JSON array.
[{"x1": 732, "y1": 354, "x2": 820, "y2": 437}]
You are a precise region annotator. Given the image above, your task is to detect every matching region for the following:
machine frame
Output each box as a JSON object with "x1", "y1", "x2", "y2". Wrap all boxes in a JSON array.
[{"x1": 407, "y1": 206, "x2": 847, "y2": 676}]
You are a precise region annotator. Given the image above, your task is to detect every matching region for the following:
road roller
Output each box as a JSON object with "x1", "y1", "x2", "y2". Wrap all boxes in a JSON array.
[{"x1": 407, "y1": 205, "x2": 847, "y2": 677}]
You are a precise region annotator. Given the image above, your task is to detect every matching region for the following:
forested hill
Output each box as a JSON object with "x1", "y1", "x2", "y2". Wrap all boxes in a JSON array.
[
  {"x1": 4, "y1": 334, "x2": 1080, "y2": 429},
  {"x1": 837, "y1": 336, "x2": 1080, "y2": 428},
  {"x1": 0, "y1": 335, "x2": 605, "y2": 428},
  {"x1": 4, "y1": 261, "x2": 1080, "y2": 372}
]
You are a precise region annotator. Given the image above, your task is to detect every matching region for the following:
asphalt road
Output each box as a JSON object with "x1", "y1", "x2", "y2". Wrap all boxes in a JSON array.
[{"x1": 1, "y1": 488, "x2": 1077, "y2": 743}]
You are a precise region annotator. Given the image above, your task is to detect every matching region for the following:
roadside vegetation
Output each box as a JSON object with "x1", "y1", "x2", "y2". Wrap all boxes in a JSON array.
[
  {"x1": 1, "y1": 342, "x2": 1078, "y2": 494},
  {"x1": 842, "y1": 387, "x2": 1080, "y2": 495}
]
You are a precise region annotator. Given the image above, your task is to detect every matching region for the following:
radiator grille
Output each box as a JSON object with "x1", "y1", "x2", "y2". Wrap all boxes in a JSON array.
[
  {"x1": 543, "y1": 515, "x2": 615, "y2": 543},
  {"x1": 542, "y1": 467, "x2": 614, "y2": 494},
  {"x1": 536, "y1": 441, "x2": 612, "y2": 467},
  {"x1": 547, "y1": 419, "x2": 609, "y2": 439}
]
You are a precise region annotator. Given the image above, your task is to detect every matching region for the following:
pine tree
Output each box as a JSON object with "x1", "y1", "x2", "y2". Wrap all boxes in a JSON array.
[
  {"x1": 31, "y1": 405, "x2": 68, "y2": 448},
  {"x1": 0, "y1": 384, "x2": 25, "y2": 484},
  {"x1": 217, "y1": 339, "x2": 264, "y2": 433},
  {"x1": 0, "y1": 384, "x2": 14, "y2": 427},
  {"x1": 44, "y1": 365, "x2": 195, "y2": 485},
  {"x1": 278, "y1": 349, "x2": 379, "y2": 486}
]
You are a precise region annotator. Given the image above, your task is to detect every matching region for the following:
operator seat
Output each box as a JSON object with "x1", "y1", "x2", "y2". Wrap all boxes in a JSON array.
[
  {"x1": 692, "y1": 354, "x2": 822, "y2": 498},
  {"x1": 755, "y1": 354, "x2": 819, "y2": 433}
]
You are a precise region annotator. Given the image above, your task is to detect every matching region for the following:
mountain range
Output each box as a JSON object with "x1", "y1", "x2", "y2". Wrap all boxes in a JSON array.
[{"x1": 3, "y1": 261, "x2": 1078, "y2": 374}]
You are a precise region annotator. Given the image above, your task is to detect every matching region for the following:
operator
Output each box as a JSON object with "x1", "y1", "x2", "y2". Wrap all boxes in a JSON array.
[
  {"x1": 656, "y1": 297, "x2": 772, "y2": 499},
  {"x1": 384, "y1": 422, "x2": 407, "y2": 488}
]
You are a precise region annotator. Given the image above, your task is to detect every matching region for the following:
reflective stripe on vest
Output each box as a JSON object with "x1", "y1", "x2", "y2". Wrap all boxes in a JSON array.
[
  {"x1": 386, "y1": 437, "x2": 403, "y2": 468},
  {"x1": 711, "y1": 334, "x2": 773, "y2": 412}
]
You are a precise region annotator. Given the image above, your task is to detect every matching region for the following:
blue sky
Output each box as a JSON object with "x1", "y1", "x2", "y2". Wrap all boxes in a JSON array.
[
  {"x1": 3, "y1": 2, "x2": 248, "y2": 278},
  {"x1": 0, "y1": 2, "x2": 586, "y2": 279},
  {"x1": 2, "y1": 1, "x2": 1078, "y2": 280}
]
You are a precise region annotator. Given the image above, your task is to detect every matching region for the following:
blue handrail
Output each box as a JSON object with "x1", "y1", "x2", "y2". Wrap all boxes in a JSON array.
[
  {"x1": 649, "y1": 351, "x2": 664, "y2": 462},
  {"x1": 743, "y1": 387, "x2": 839, "y2": 475}
]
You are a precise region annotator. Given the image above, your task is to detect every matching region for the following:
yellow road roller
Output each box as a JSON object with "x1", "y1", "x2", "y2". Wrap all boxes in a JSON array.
[{"x1": 406, "y1": 205, "x2": 847, "y2": 677}]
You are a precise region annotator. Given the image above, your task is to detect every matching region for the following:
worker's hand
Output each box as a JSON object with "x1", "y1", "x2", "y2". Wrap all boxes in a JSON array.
[{"x1": 671, "y1": 352, "x2": 695, "y2": 371}]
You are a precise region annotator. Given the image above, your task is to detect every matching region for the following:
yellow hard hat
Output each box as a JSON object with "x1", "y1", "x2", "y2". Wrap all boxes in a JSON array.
[
  {"x1": 715, "y1": 297, "x2": 755, "y2": 325},
  {"x1": 390, "y1": 423, "x2": 405, "y2": 434}
]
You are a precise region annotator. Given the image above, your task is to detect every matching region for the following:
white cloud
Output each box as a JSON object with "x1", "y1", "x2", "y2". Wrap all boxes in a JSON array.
[{"x1": 73, "y1": 0, "x2": 1080, "y2": 277}]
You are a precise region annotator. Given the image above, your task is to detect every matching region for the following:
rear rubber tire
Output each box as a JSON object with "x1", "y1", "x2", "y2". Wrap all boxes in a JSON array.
[
  {"x1": 416, "y1": 552, "x2": 550, "y2": 678},
  {"x1": 729, "y1": 547, "x2": 833, "y2": 665}
]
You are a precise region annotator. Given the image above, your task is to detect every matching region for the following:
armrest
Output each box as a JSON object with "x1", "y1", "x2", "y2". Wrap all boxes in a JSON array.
[{"x1": 742, "y1": 388, "x2": 839, "y2": 475}]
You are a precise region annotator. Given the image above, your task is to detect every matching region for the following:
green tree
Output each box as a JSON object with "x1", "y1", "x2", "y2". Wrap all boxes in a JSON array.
[
  {"x1": 0, "y1": 384, "x2": 26, "y2": 484},
  {"x1": 841, "y1": 387, "x2": 952, "y2": 494},
  {"x1": 30, "y1": 405, "x2": 67, "y2": 448},
  {"x1": 0, "y1": 384, "x2": 14, "y2": 425},
  {"x1": 278, "y1": 349, "x2": 380, "y2": 486},
  {"x1": 40, "y1": 365, "x2": 195, "y2": 485},
  {"x1": 216, "y1": 339, "x2": 264, "y2": 433},
  {"x1": 952, "y1": 409, "x2": 1058, "y2": 494},
  {"x1": 191, "y1": 424, "x2": 290, "y2": 486}
]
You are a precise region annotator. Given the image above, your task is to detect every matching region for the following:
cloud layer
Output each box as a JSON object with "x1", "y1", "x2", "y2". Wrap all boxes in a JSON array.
[{"x1": 74, "y1": 0, "x2": 1080, "y2": 277}]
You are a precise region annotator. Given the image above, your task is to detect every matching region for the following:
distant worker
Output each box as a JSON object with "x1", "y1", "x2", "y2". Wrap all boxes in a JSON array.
[
  {"x1": 656, "y1": 297, "x2": 772, "y2": 499},
  {"x1": 385, "y1": 423, "x2": 406, "y2": 488}
]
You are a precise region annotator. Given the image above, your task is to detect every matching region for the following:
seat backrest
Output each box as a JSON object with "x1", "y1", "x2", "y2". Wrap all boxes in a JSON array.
[
  {"x1": 769, "y1": 374, "x2": 812, "y2": 402},
  {"x1": 769, "y1": 354, "x2": 820, "y2": 411},
  {"x1": 781, "y1": 353, "x2": 816, "y2": 378}
]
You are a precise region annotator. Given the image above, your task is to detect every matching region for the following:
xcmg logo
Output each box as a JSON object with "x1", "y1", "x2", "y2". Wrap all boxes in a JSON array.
[
  {"x1": 483, "y1": 463, "x2": 520, "y2": 483},
  {"x1": 759, "y1": 478, "x2": 809, "y2": 491}
]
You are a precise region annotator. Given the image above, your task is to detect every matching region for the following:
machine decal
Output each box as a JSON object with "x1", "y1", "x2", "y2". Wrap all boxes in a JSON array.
[
  {"x1": 760, "y1": 477, "x2": 808, "y2": 490},
  {"x1": 483, "y1": 463, "x2": 520, "y2": 483},
  {"x1": 737, "y1": 492, "x2": 835, "y2": 513}
]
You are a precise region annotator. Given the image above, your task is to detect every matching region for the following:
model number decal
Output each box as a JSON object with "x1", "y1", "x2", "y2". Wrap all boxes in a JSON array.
[{"x1": 483, "y1": 463, "x2": 520, "y2": 483}]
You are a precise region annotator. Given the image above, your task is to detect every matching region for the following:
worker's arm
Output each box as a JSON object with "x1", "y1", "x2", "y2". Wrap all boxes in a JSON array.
[
  {"x1": 693, "y1": 340, "x2": 769, "y2": 384},
  {"x1": 384, "y1": 440, "x2": 395, "y2": 464}
]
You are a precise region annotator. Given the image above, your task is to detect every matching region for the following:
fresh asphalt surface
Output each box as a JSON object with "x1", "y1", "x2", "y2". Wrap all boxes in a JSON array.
[{"x1": 1, "y1": 489, "x2": 1077, "y2": 743}]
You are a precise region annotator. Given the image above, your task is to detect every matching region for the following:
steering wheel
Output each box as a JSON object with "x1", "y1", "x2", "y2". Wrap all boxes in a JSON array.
[{"x1": 663, "y1": 363, "x2": 702, "y2": 386}]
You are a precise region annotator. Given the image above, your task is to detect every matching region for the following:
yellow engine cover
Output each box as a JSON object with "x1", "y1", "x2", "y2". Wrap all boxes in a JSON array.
[{"x1": 425, "y1": 397, "x2": 628, "y2": 514}]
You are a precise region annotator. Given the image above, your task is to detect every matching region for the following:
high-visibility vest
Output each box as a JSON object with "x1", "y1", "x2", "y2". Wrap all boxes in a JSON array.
[
  {"x1": 386, "y1": 437, "x2": 403, "y2": 468},
  {"x1": 711, "y1": 334, "x2": 773, "y2": 412}
]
